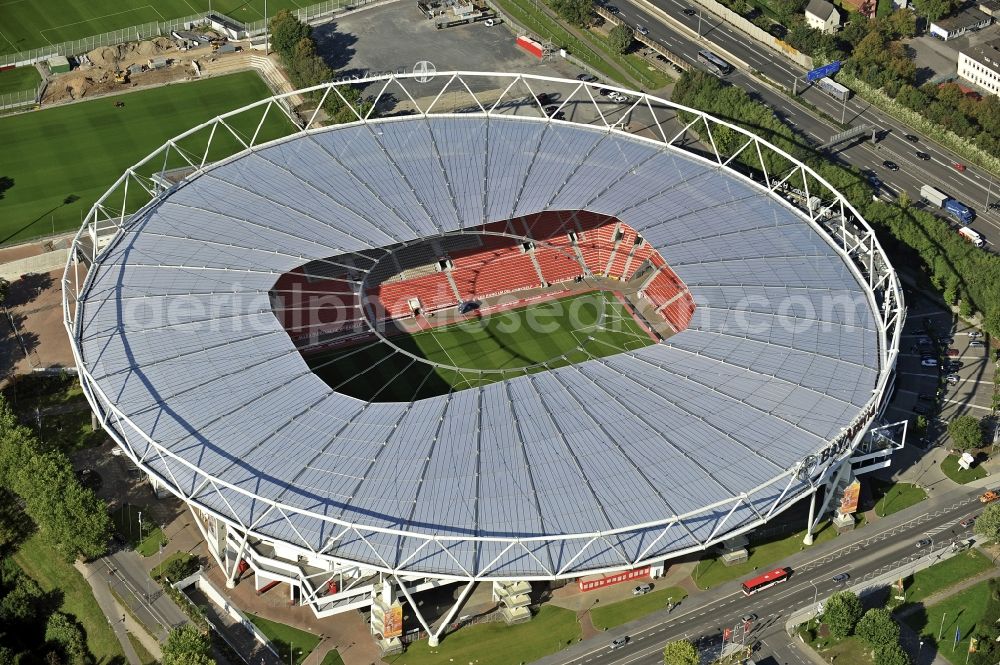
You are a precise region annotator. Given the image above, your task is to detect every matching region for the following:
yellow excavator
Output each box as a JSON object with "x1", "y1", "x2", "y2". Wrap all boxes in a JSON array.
[{"x1": 114, "y1": 70, "x2": 129, "y2": 84}]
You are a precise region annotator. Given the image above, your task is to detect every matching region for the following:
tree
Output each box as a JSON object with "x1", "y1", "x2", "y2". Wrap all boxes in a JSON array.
[
  {"x1": 823, "y1": 591, "x2": 863, "y2": 638},
  {"x1": 268, "y1": 10, "x2": 311, "y2": 58},
  {"x1": 663, "y1": 640, "x2": 699, "y2": 665},
  {"x1": 856, "y1": 608, "x2": 900, "y2": 648},
  {"x1": 910, "y1": 0, "x2": 954, "y2": 21},
  {"x1": 948, "y1": 415, "x2": 984, "y2": 450},
  {"x1": 550, "y1": 0, "x2": 592, "y2": 26},
  {"x1": 162, "y1": 626, "x2": 214, "y2": 665},
  {"x1": 44, "y1": 612, "x2": 88, "y2": 665},
  {"x1": 875, "y1": 642, "x2": 911, "y2": 665},
  {"x1": 0, "y1": 277, "x2": 9, "y2": 309},
  {"x1": 975, "y1": 504, "x2": 1000, "y2": 542},
  {"x1": 609, "y1": 24, "x2": 634, "y2": 54}
]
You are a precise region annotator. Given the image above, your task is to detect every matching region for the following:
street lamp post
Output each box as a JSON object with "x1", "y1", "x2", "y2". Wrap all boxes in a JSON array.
[
  {"x1": 809, "y1": 579, "x2": 819, "y2": 606},
  {"x1": 918, "y1": 639, "x2": 925, "y2": 664}
]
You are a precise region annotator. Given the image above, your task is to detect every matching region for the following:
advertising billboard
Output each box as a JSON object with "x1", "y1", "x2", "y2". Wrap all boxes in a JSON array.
[
  {"x1": 384, "y1": 602, "x2": 404, "y2": 639},
  {"x1": 840, "y1": 479, "x2": 861, "y2": 514}
]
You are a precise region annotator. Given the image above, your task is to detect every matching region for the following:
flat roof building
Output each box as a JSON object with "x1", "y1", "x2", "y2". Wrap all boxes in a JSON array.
[
  {"x1": 930, "y1": 7, "x2": 993, "y2": 40},
  {"x1": 959, "y1": 37, "x2": 1000, "y2": 95}
]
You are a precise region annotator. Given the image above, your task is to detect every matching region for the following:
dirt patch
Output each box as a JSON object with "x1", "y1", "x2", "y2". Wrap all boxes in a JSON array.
[{"x1": 0, "y1": 269, "x2": 75, "y2": 386}]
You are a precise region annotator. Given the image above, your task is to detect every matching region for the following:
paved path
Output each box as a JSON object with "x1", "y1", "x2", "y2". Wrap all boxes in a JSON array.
[{"x1": 74, "y1": 560, "x2": 142, "y2": 665}]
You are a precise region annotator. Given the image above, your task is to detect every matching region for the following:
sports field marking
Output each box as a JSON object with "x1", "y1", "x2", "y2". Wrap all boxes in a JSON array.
[
  {"x1": 180, "y1": 0, "x2": 203, "y2": 15},
  {"x1": 0, "y1": 29, "x2": 15, "y2": 51},
  {"x1": 38, "y1": 6, "x2": 164, "y2": 44},
  {"x1": 0, "y1": 0, "x2": 29, "y2": 7}
]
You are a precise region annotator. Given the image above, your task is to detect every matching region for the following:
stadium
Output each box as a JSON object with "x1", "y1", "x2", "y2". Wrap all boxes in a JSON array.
[{"x1": 62, "y1": 72, "x2": 903, "y2": 646}]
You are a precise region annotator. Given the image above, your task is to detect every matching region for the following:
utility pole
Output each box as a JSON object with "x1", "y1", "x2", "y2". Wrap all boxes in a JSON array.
[{"x1": 939, "y1": 612, "x2": 948, "y2": 641}]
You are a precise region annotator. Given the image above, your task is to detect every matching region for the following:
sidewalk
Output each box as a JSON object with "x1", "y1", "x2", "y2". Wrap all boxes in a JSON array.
[{"x1": 74, "y1": 559, "x2": 142, "y2": 665}]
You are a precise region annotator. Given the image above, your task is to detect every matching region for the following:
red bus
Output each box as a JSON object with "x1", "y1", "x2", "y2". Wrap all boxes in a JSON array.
[{"x1": 741, "y1": 567, "x2": 790, "y2": 595}]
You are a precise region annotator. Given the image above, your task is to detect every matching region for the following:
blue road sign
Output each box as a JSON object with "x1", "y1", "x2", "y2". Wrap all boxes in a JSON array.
[{"x1": 806, "y1": 61, "x2": 842, "y2": 82}]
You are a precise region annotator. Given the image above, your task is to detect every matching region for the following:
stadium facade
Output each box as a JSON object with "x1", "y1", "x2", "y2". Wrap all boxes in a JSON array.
[{"x1": 63, "y1": 73, "x2": 903, "y2": 647}]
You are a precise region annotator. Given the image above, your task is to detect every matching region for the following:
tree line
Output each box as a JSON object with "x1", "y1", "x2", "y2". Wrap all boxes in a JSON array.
[
  {"x1": 672, "y1": 71, "x2": 1000, "y2": 338},
  {"x1": 268, "y1": 10, "x2": 369, "y2": 124}
]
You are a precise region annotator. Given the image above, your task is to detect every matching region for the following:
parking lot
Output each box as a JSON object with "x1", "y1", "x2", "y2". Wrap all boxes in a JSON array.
[{"x1": 887, "y1": 287, "x2": 995, "y2": 450}]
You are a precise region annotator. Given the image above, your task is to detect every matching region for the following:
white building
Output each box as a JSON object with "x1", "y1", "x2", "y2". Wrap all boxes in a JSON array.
[
  {"x1": 958, "y1": 38, "x2": 1000, "y2": 95},
  {"x1": 805, "y1": 0, "x2": 841, "y2": 33}
]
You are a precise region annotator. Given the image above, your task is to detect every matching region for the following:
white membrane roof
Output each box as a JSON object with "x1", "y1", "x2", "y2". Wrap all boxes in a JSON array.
[{"x1": 77, "y1": 115, "x2": 881, "y2": 578}]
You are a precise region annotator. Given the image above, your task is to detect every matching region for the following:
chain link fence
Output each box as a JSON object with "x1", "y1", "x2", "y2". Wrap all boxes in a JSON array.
[
  {"x1": 243, "y1": 0, "x2": 385, "y2": 34},
  {"x1": 0, "y1": 13, "x2": 209, "y2": 69}
]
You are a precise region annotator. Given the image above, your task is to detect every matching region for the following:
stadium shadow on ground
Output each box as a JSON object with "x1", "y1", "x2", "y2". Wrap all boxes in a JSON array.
[{"x1": 306, "y1": 292, "x2": 655, "y2": 402}]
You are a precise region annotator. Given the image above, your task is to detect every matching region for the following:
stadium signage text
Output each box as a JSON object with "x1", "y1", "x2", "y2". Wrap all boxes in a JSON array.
[{"x1": 801, "y1": 401, "x2": 878, "y2": 479}]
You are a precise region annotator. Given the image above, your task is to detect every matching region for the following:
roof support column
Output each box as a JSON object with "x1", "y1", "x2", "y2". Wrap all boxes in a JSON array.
[{"x1": 802, "y1": 486, "x2": 818, "y2": 545}]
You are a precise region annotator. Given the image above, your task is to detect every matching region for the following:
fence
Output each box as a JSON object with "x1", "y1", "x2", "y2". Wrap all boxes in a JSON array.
[
  {"x1": 0, "y1": 12, "x2": 207, "y2": 69},
  {"x1": 0, "y1": 88, "x2": 35, "y2": 111},
  {"x1": 244, "y1": 0, "x2": 377, "y2": 34}
]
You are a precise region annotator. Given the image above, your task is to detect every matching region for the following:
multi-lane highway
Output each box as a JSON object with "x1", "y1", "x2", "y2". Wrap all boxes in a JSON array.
[
  {"x1": 610, "y1": 0, "x2": 1000, "y2": 244},
  {"x1": 534, "y1": 484, "x2": 989, "y2": 665}
]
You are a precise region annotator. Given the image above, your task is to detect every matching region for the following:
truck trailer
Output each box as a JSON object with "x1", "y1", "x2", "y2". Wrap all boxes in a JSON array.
[
  {"x1": 815, "y1": 77, "x2": 850, "y2": 102},
  {"x1": 920, "y1": 184, "x2": 974, "y2": 224},
  {"x1": 958, "y1": 226, "x2": 985, "y2": 247}
]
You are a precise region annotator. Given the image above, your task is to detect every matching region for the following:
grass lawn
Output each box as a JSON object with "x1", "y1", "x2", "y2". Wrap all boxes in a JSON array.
[
  {"x1": 0, "y1": 66, "x2": 41, "y2": 95},
  {"x1": 12, "y1": 533, "x2": 124, "y2": 663},
  {"x1": 0, "y1": 71, "x2": 294, "y2": 245},
  {"x1": 387, "y1": 605, "x2": 580, "y2": 665},
  {"x1": 37, "y1": 407, "x2": 107, "y2": 452},
  {"x1": 127, "y1": 632, "x2": 157, "y2": 665},
  {"x1": 309, "y1": 292, "x2": 654, "y2": 401},
  {"x1": 110, "y1": 504, "x2": 167, "y2": 556},
  {"x1": 804, "y1": 626, "x2": 874, "y2": 665},
  {"x1": 589, "y1": 585, "x2": 687, "y2": 630},
  {"x1": 894, "y1": 549, "x2": 994, "y2": 606},
  {"x1": 247, "y1": 614, "x2": 322, "y2": 665},
  {"x1": 941, "y1": 454, "x2": 988, "y2": 484},
  {"x1": 904, "y1": 579, "x2": 992, "y2": 665},
  {"x1": 871, "y1": 479, "x2": 927, "y2": 517},
  {"x1": 0, "y1": 0, "x2": 311, "y2": 55},
  {"x1": 150, "y1": 551, "x2": 197, "y2": 580},
  {"x1": 320, "y1": 651, "x2": 346, "y2": 665},
  {"x1": 693, "y1": 519, "x2": 841, "y2": 590}
]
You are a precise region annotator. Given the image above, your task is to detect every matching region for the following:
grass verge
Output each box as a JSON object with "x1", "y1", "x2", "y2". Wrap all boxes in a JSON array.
[
  {"x1": 127, "y1": 631, "x2": 158, "y2": 665},
  {"x1": 941, "y1": 454, "x2": 988, "y2": 484},
  {"x1": 693, "y1": 519, "x2": 841, "y2": 590},
  {"x1": 893, "y1": 549, "x2": 993, "y2": 607},
  {"x1": 0, "y1": 66, "x2": 41, "y2": 95},
  {"x1": 247, "y1": 614, "x2": 322, "y2": 665},
  {"x1": 903, "y1": 579, "x2": 992, "y2": 665},
  {"x1": 110, "y1": 504, "x2": 167, "y2": 556},
  {"x1": 388, "y1": 606, "x2": 581, "y2": 665},
  {"x1": 871, "y1": 479, "x2": 927, "y2": 517},
  {"x1": 12, "y1": 533, "x2": 124, "y2": 663},
  {"x1": 589, "y1": 585, "x2": 687, "y2": 630},
  {"x1": 320, "y1": 650, "x2": 346, "y2": 665},
  {"x1": 802, "y1": 624, "x2": 873, "y2": 665}
]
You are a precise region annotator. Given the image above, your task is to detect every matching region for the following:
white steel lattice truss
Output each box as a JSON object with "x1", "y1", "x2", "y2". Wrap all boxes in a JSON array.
[{"x1": 63, "y1": 72, "x2": 903, "y2": 585}]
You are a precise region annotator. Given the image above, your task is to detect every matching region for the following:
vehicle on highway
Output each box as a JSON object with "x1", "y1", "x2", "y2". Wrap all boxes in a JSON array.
[
  {"x1": 979, "y1": 490, "x2": 998, "y2": 503},
  {"x1": 920, "y1": 358, "x2": 937, "y2": 367},
  {"x1": 905, "y1": 134, "x2": 919, "y2": 142},
  {"x1": 883, "y1": 160, "x2": 900, "y2": 171},
  {"x1": 633, "y1": 584, "x2": 652, "y2": 595},
  {"x1": 990, "y1": 202, "x2": 1000, "y2": 212},
  {"x1": 832, "y1": 572, "x2": 850, "y2": 584},
  {"x1": 920, "y1": 184, "x2": 974, "y2": 225},
  {"x1": 741, "y1": 613, "x2": 758, "y2": 623},
  {"x1": 815, "y1": 77, "x2": 850, "y2": 102},
  {"x1": 577, "y1": 73, "x2": 598, "y2": 82},
  {"x1": 916, "y1": 151, "x2": 931, "y2": 160},
  {"x1": 683, "y1": 6, "x2": 697, "y2": 14},
  {"x1": 606, "y1": 4, "x2": 619, "y2": 12},
  {"x1": 610, "y1": 636, "x2": 629, "y2": 649},
  {"x1": 635, "y1": 24, "x2": 650, "y2": 35},
  {"x1": 954, "y1": 162, "x2": 967, "y2": 172},
  {"x1": 916, "y1": 538, "x2": 932, "y2": 549},
  {"x1": 958, "y1": 227, "x2": 986, "y2": 248},
  {"x1": 960, "y1": 515, "x2": 977, "y2": 528},
  {"x1": 698, "y1": 49, "x2": 734, "y2": 76},
  {"x1": 742, "y1": 567, "x2": 790, "y2": 595}
]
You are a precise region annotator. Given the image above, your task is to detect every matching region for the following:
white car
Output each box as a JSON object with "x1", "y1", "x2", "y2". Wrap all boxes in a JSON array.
[
  {"x1": 484, "y1": 18, "x2": 497, "y2": 26},
  {"x1": 610, "y1": 636, "x2": 629, "y2": 649},
  {"x1": 632, "y1": 583, "x2": 652, "y2": 595},
  {"x1": 635, "y1": 24, "x2": 650, "y2": 35},
  {"x1": 946, "y1": 373, "x2": 960, "y2": 384},
  {"x1": 610, "y1": 92, "x2": 629, "y2": 103}
]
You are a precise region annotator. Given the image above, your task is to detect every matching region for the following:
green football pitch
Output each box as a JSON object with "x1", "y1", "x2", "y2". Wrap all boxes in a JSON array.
[
  {"x1": 0, "y1": 0, "x2": 309, "y2": 55},
  {"x1": 0, "y1": 70, "x2": 295, "y2": 245},
  {"x1": 307, "y1": 292, "x2": 656, "y2": 402}
]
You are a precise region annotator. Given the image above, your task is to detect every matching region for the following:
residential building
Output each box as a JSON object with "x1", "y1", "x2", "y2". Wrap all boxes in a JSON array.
[
  {"x1": 958, "y1": 38, "x2": 1000, "y2": 95},
  {"x1": 805, "y1": 0, "x2": 841, "y2": 32}
]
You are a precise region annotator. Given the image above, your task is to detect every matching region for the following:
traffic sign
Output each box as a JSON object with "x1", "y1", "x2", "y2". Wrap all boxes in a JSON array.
[{"x1": 806, "y1": 61, "x2": 842, "y2": 82}]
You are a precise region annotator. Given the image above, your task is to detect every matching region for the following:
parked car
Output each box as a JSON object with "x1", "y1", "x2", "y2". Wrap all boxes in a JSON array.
[
  {"x1": 883, "y1": 160, "x2": 900, "y2": 171},
  {"x1": 905, "y1": 134, "x2": 919, "y2": 142},
  {"x1": 610, "y1": 636, "x2": 629, "y2": 649},
  {"x1": 577, "y1": 73, "x2": 599, "y2": 82},
  {"x1": 960, "y1": 515, "x2": 977, "y2": 528},
  {"x1": 609, "y1": 92, "x2": 629, "y2": 103},
  {"x1": 920, "y1": 358, "x2": 937, "y2": 367},
  {"x1": 948, "y1": 361, "x2": 963, "y2": 370},
  {"x1": 915, "y1": 538, "x2": 932, "y2": 548},
  {"x1": 913, "y1": 404, "x2": 928, "y2": 415},
  {"x1": 970, "y1": 340, "x2": 985, "y2": 348},
  {"x1": 598, "y1": 88, "x2": 612, "y2": 97},
  {"x1": 947, "y1": 348, "x2": 960, "y2": 357},
  {"x1": 483, "y1": 17, "x2": 497, "y2": 26},
  {"x1": 633, "y1": 584, "x2": 652, "y2": 595},
  {"x1": 918, "y1": 393, "x2": 935, "y2": 401},
  {"x1": 969, "y1": 331, "x2": 982, "y2": 338},
  {"x1": 916, "y1": 151, "x2": 931, "y2": 160},
  {"x1": 832, "y1": 572, "x2": 850, "y2": 584},
  {"x1": 946, "y1": 373, "x2": 960, "y2": 384}
]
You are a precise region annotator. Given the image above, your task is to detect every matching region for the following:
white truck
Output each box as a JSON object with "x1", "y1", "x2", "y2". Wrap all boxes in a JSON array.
[{"x1": 958, "y1": 226, "x2": 985, "y2": 247}]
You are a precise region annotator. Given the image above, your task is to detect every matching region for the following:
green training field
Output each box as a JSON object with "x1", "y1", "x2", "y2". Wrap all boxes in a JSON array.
[
  {"x1": 308, "y1": 292, "x2": 656, "y2": 401},
  {"x1": 0, "y1": 65, "x2": 41, "y2": 95},
  {"x1": 0, "y1": 70, "x2": 295, "y2": 245},
  {"x1": 0, "y1": 0, "x2": 308, "y2": 55}
]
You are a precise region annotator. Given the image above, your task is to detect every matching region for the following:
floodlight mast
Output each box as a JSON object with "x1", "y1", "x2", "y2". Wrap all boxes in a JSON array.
[{"x1": 61, "y1": 73, "x2": 901, "y2": 622}]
